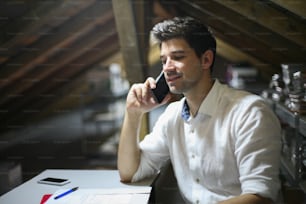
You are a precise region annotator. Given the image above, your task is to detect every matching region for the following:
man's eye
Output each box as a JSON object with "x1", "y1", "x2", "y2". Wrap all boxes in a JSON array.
[
  {"x1": 173, "y1": 56, "x2": 184, "y2": 60},
  {"x1": 160, "y1": 55, "x2": 185, "y2": 65}
]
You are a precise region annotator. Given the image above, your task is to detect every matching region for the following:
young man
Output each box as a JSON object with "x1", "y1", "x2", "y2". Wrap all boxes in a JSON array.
[{"x1": 118, "y1": 16, "x2": 281, "y2": 204}]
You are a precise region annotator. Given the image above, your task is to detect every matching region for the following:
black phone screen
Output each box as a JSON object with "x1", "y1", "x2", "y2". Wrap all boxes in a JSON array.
[
  {"x1": 151, "y1": 72, "x2": 169, "y2": 103},
  {"x1": 41, "y1": 177, "x2": 68, "y2": 183},
  {"x1": 38, "y1": 177, "x2": 70, "y2": 185}
]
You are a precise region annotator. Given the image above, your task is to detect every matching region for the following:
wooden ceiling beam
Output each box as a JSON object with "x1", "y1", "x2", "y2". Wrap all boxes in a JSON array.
[
  {"x1": 0, "y1": 0, "x2": 96, "y2": 64},
  {"x1": 216, "y1": 38, "x2": 279, "y2": 79},
  {"x1": 0, "y1": 5, "x2": 114, "y2": 90},
  {"x1": 0, "y1": 33, "x2": 119, "y2": 129},
  {"x1": 0, "y1": 18, "x2": 117, "y2": 107},
  {"x1": 112, "y1": 0, "x2": 153, "y2": 84},
  {"x1": 213, "y1": 0, "x2": 306, "y2": 48},
  {"x1": 0, "y1": 1, "x2": 62, "y2": 41},
  {"x1": 177, "y1": 1, "x2": 279, "y2": 65},
  {"x1": 30, "y1": 34, "x2": 120, "y2": 119},
  {"x1": 179, "y1": 0, "x2": 305, "y2": 62},
  {"x1": 132, "y1": 0, "x2": 154, "y2": 76},
  {"x1": 176, "y1": 0, "x2": 306, "y2": 79},
  {"x1": 269, "y1": 0, "x2": 306, "y2": 20}
]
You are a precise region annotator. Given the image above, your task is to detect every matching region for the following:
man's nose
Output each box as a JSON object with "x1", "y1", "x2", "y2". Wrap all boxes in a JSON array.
[{"x1": 163, "y1": 58, "x2": 174, "y2": 71}]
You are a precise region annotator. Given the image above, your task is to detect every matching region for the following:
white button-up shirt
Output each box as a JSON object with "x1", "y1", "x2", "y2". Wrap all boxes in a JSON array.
[{"x1": 132, "y1": 80, "x2": 281, "y2": 203}]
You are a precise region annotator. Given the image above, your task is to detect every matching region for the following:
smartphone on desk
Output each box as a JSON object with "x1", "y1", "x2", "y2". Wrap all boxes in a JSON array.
[
  {"x1": 151, "y1": 71, "x2": 169, "y2": 103},
  {"x1": 38, "y1": 177, "x2": 70, "y2": 186}
]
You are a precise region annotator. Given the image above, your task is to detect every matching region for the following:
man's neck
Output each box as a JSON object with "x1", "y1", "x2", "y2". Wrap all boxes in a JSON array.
[{"x1": 185, "y1": 79, "x2": 214, "y2": 117}]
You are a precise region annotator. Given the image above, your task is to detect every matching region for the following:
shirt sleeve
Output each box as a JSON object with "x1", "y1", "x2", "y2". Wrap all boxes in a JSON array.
[
  {"x1": 234, "y1": 98, "x2": 282, "y2": 201},
  {"x1": 132, "y1": 110, "x2": 171, "y2": 182}
]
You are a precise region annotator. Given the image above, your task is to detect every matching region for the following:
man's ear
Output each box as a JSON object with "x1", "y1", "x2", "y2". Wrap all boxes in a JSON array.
[{"x1": 201, "y1": 50, "x2": 214, "y2": 70}]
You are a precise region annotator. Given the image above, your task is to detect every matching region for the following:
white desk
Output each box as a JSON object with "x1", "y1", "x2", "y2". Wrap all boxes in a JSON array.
[{"x1": 0, "y1": 169, "x2": 154, "y2": 204}]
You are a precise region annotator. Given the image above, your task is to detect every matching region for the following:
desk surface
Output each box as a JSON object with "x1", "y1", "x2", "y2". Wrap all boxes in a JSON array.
[{"x1": 0, "y1": 169, "x2": 153, "y2": 204}]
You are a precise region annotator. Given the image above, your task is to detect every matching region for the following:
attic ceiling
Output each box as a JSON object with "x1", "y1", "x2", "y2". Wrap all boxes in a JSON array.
[{"x1": 0, "y1": 0, "x2": 305, "y2": 134}]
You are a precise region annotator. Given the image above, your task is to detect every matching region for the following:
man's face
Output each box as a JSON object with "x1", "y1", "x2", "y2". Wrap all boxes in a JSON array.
[{"x1": 160, "y1": 38, "x2": 203, "y2": 94}]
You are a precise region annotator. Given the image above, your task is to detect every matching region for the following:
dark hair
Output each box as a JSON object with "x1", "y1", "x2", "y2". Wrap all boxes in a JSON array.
[{"x1": 152, "y1": 16, "x2": 216, "y2": 69}]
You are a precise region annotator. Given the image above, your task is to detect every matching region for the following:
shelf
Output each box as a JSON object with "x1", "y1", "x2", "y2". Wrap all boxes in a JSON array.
[
  {"x1": 273, "y1": 102, "x2": 306, "y2": 138},
  {"x1": 299, "y1": 117, "x2": 306, "y2": 137},
  {"x1": 281, "y1": 157, "x2": 297, "y2": 185},
  {"x1": 269, "y1": 100, "x2": 306, "y2": 194},
  {"x1": 275, "y1": 103, "x2": 298, "y2": 128},
  {"x1": 282, "y1": 156, "x2": 306, "y2": 192}
]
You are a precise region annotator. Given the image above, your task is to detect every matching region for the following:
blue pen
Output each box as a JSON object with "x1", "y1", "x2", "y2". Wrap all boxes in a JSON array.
[{"x1": 54, "y1": 187, "x2": 78, "y2": 200}]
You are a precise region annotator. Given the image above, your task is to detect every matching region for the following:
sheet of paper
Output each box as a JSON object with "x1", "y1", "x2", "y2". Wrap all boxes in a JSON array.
[{"x1": 45, "y1": 187, "x2": 152, "y2": 204}]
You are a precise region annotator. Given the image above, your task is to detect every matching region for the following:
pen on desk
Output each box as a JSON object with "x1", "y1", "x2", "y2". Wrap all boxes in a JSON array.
[{"x1": 54, "y1": 187, "x2": 78, "y2": 200}]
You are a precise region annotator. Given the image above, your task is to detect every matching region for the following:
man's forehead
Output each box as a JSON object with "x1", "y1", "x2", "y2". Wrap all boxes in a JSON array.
[{"x1": 160, "y1": 39, "x2": 193, "y2": 54}]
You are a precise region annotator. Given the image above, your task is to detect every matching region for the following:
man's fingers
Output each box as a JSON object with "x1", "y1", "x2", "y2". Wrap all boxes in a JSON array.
[
  {"x1": 146, "y1": 77, "x2": 156, "y2": 89},
  {"x1": 142, "y1": 77, "x2": 156, "y2": 103}
]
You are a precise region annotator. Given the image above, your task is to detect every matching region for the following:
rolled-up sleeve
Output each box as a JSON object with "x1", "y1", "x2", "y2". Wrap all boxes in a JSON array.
[
  {"x1": 132, "y1": 112, "x2": 171, "y2": 182},
  {"x1": 234, "y1": 100, "x2": 281, "y2": 201}
]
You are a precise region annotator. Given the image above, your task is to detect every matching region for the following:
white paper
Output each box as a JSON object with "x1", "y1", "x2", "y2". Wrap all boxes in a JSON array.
[{"x1": 45, "y1": 187, "x2": 152, "y2": 204}]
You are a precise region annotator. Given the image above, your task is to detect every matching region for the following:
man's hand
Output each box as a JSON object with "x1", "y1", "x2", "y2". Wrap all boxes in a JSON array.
[{"x1": 126, "y1": 77, "x2": 171, "y2": 116}]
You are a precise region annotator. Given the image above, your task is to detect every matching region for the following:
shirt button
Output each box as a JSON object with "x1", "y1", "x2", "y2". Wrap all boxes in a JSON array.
[
  {"x1": 196, "y1": 200, "x2": 199, "y2": 204},
  {"x1": 190, "y1": 129, "x2": 194, "y2": 133},
  {"x1": 196, "y1": 178, "x2": 200, "y2": 183},
  {"x1": 192, "y1": 154, "x2": 195, "y2": 159}
]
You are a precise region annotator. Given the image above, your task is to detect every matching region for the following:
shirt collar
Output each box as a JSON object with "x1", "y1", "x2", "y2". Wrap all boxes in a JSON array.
[{"x1": 181, "y1": 79, "x2": 223, "y2": 121}]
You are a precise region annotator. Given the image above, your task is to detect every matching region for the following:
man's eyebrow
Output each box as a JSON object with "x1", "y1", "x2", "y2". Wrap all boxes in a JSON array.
[
  {"x1": 172, "y1": 50, "x2": 186, "y2": 54},
  {"x1": 160, "y1": 50, "x2": 186, "y2": 58}
]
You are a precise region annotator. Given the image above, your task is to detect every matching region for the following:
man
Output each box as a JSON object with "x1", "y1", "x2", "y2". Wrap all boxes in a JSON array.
[{"x1": 117, "y1": 16, "x2": 281, "y2": 204}]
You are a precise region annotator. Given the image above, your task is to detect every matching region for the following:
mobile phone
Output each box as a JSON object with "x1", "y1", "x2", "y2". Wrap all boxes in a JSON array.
[
  {"x1": 151, "y1": 72, "x2": 169, "y2": 103},
  {"x1": 38, "y1": 177, "x2": 70, "y2": 186}
]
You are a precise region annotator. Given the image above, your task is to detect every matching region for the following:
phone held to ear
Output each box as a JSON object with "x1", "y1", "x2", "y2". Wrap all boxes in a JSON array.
[{"x1": 151, "y1": 71, "x2": 169, "y2": 103}]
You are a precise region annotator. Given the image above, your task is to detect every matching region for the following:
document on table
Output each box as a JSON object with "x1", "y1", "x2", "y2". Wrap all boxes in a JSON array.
[{"x1": 45, "y1": 187, "x2": 152, "y2": 204}]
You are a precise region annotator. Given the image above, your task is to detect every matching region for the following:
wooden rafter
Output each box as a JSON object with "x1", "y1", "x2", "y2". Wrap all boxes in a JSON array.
[
  {"x1": 269, "y1": 0, "x2": 306, "y2": 20},
  {"x1": 112, "y1": 0, "x2": 145, "y2": 84},
  {"x1": 0, "y1": 31, "x2": 119, "y2": 127},
  {"x1": 0, "y1": 19, "x2": 117, "y2": 106},
  {"x1": 0, "y1": 0, "x2": 96, "y2": 64},
  {"x1": 179, "y1": 0, "x2": 305, "y2": 63},
  {"x1": 0, "y1": 7, "x2": 114, "y2": 90},
  {"x1": 213, "y1": 0, "x2": 306, "y2": 48}
]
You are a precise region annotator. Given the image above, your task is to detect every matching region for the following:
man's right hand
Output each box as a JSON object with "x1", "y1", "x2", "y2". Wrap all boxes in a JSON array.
[{"x1": 125, "y1": 77, "x2": 171, "y2": 116}]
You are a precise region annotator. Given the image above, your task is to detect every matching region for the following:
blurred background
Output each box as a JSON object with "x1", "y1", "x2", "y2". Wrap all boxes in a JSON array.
[{"x1": 0, "y1": 0, "x2": 305, "y2": 202}]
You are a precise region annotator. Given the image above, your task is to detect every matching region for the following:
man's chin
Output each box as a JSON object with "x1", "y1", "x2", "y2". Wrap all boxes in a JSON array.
[{"x1": 169, "y1": 87, "x2": 182, "y2": 95}]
